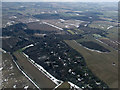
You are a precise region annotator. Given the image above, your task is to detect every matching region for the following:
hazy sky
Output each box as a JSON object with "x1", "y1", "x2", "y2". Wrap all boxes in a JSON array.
[{"x1": 2, "y1": 0, "x2": 119, "y2": 2}]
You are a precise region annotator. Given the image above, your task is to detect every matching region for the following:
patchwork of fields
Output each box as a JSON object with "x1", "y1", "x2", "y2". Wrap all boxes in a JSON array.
[{"x1": 2, "y1": 2, "x2": 118, "y2": 89}]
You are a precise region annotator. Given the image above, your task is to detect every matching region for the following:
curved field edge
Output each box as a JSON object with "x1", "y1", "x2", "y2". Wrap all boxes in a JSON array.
[{"x1": 64, "y1": 40, "x2": 118, "y2": 88}]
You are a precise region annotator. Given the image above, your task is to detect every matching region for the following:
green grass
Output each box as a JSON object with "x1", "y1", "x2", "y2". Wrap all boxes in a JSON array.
[
  {"x1": 89, "y1": 23, "x2": 109, "y2": 30},
  {"x1": 74, "y1": 29, "x2": 84, "y2": 34},
  {"x1": 67, "y1": 30, "x2": 75, "y2": 35},
  {"x1": 106, "y1": 27, "x2": 118, "y2": 41},
  {"x1": 64, "y1": 39, "x2": 118, "y2": 88},
  {"x1": 93, "y1": 34, "x2": 102, "y2": 38},
  {"x1": 88, "y1": 21, "x2": 117, "y2": 31},
  {"x1": 88, "y1": 21, "x2": 118, "y2": 41},
  {"x1": 99, "y1": 11, "x2": 118, "y2": 20},
  {"x1": 17, "y1": 48, "x2": 25, "y2": 52}
]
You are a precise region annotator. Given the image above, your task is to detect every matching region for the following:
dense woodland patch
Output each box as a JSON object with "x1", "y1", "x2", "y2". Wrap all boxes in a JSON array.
[{"x1": 80, "y1": 41, "x2": 110, "y2": 52}]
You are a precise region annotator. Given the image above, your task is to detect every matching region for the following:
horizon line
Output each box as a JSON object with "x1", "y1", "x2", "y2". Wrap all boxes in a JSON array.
[
  {"x1": 1, "y1": 0, "x2": 119, "y2": 2},
  {"x1": 1, "y1": 1, "x2": 119, "y2": 2}
]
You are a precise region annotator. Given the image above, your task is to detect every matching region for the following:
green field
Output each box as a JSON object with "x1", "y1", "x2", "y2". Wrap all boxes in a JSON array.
[
  {"x1": 88, "y1": 21, "x2": 118, "y2": 41},
  {"x1": 106, "y1": 27, "x2": 118, "y2": 41},
  {"x1": 93, "y1": 34, "x2": 102, "y2": 38},
  {"x1": 99, "y1": 11, "x2": 118, "y2": 21},
  {"x1": 64, "y1": 40, "x2": 118, "y2": 88},
  {"x1": 67, "y1": 30, "x2": 75, "y2": 35},
  {"x1": 88, "y1": 21, "x2": 117, "y2": 31}
]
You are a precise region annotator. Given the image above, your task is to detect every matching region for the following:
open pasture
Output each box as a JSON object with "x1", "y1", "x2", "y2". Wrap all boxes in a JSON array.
[{"x1": 64, "y1": 39, "x2": 118, "y2": 88}]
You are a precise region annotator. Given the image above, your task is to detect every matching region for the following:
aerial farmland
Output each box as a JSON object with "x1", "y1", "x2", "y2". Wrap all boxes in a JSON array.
[{"x1": 1, "y1": 2, "x2": 118, "y2": 89}]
